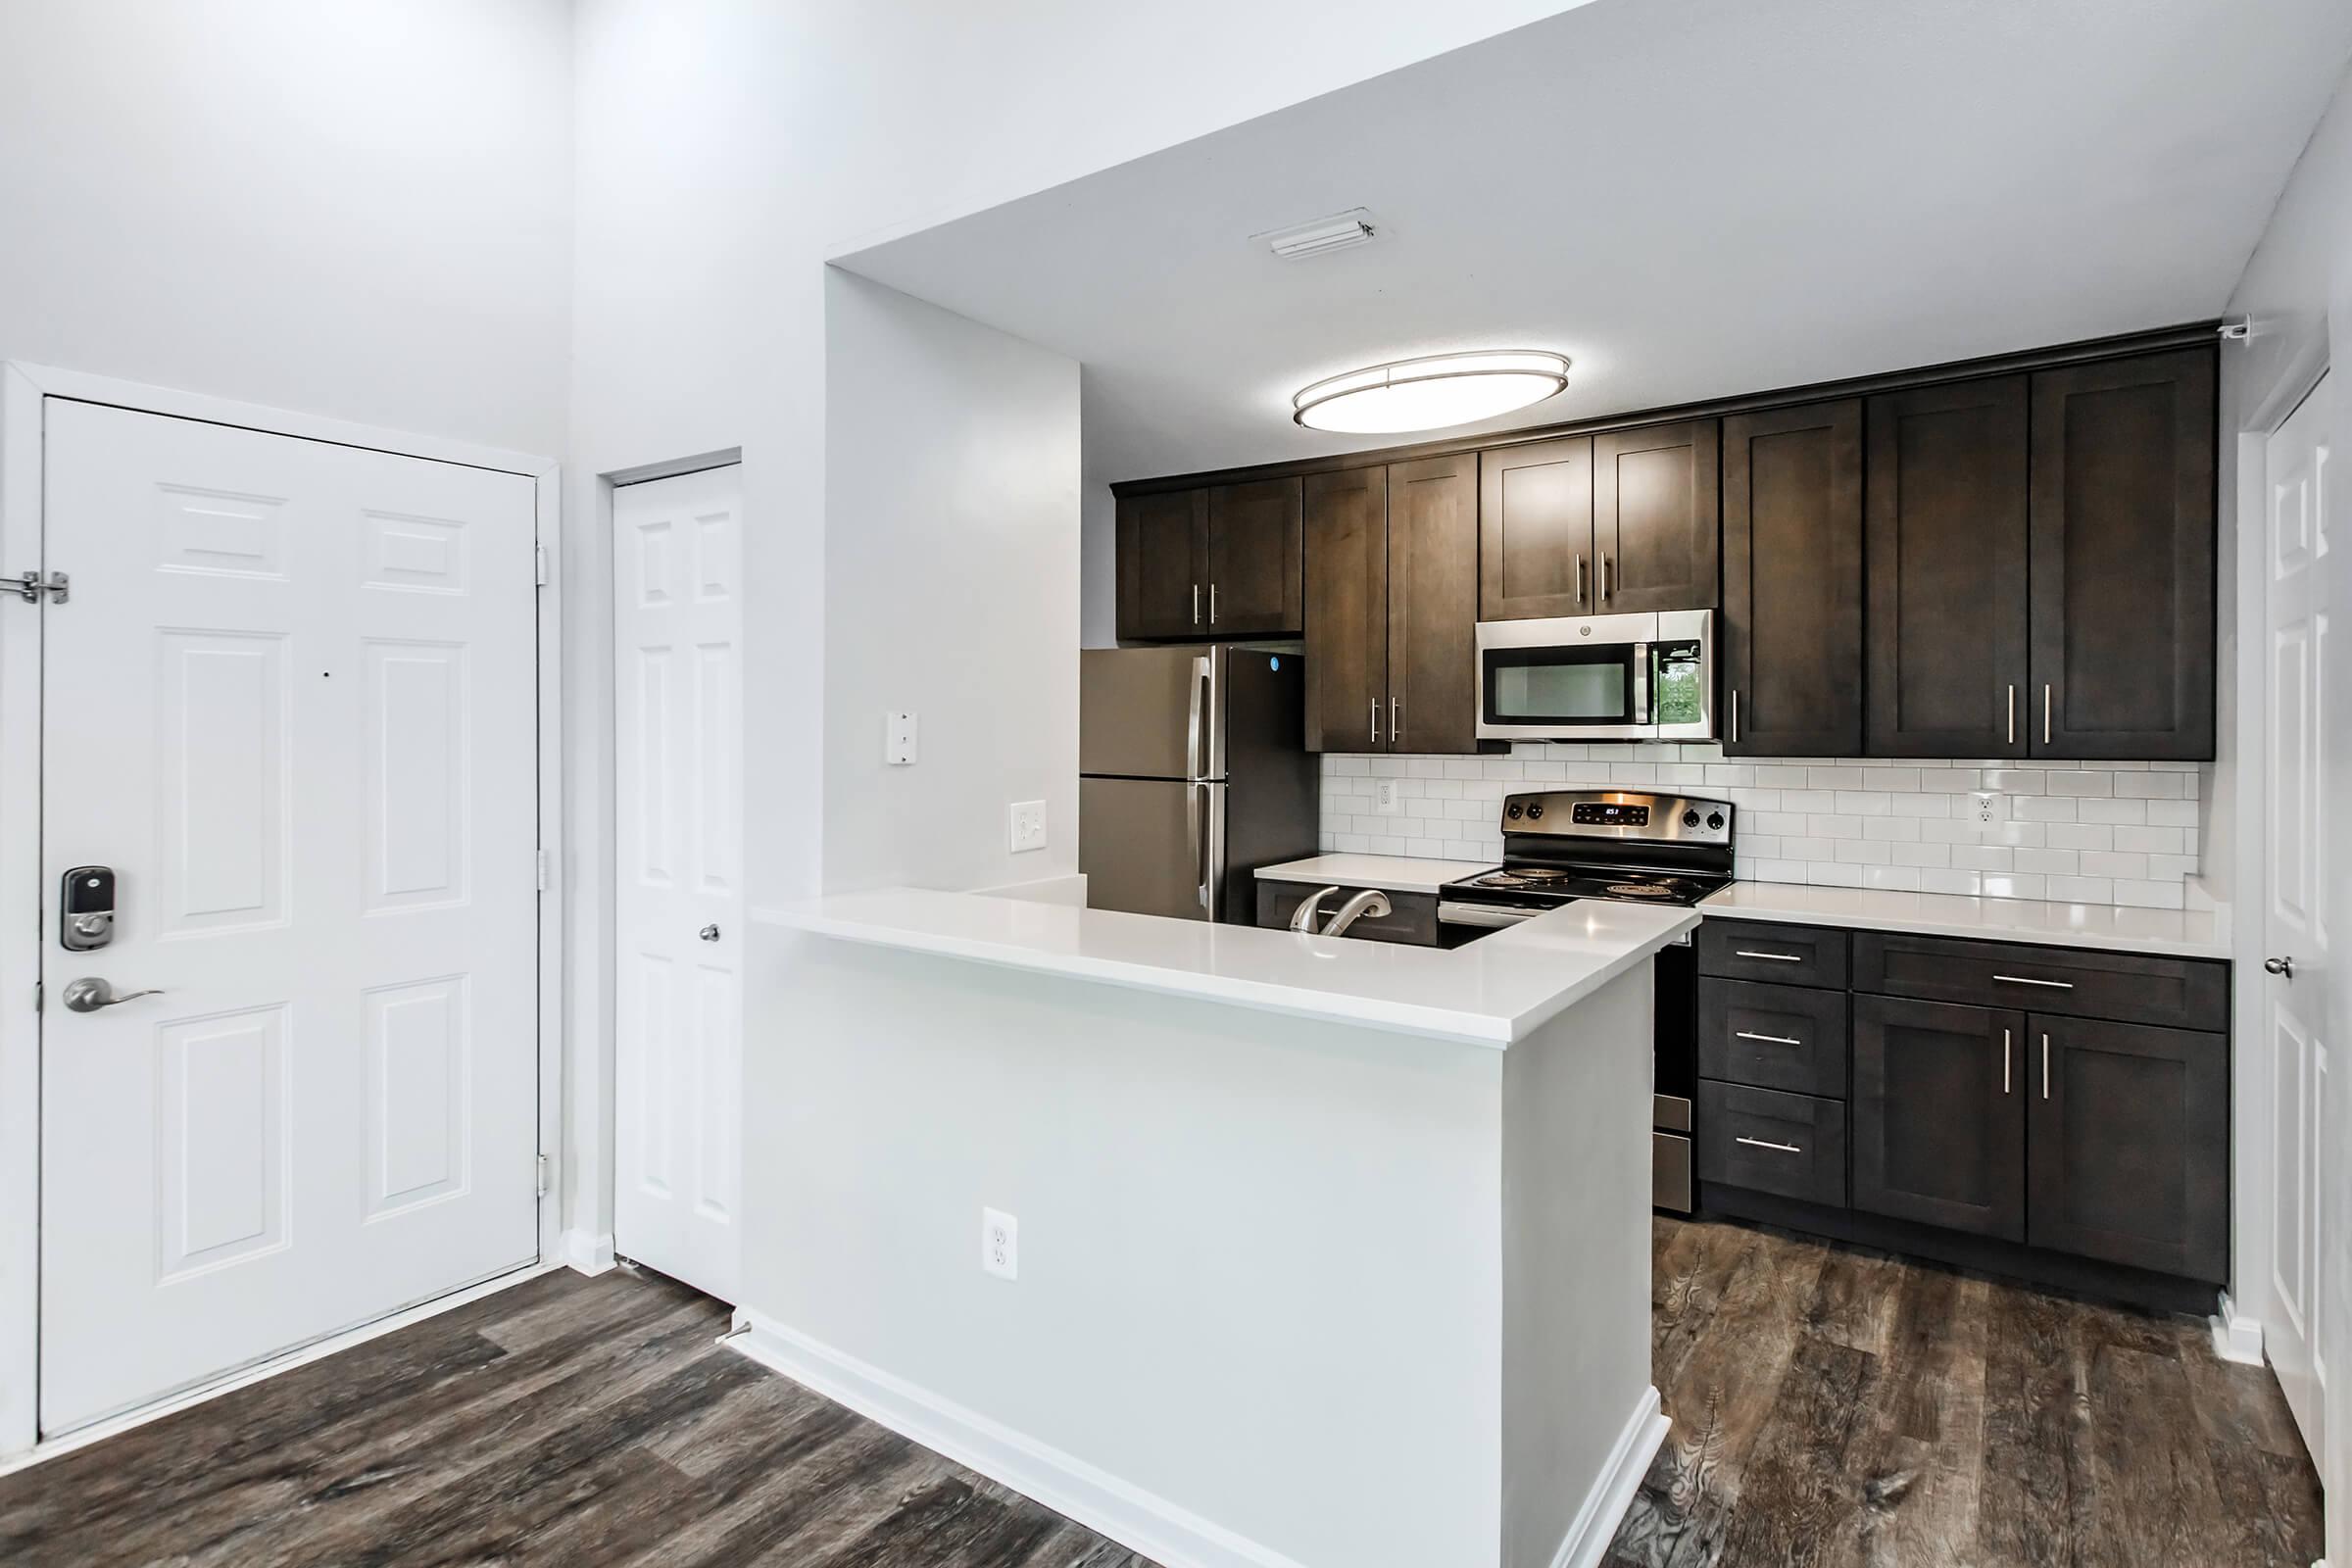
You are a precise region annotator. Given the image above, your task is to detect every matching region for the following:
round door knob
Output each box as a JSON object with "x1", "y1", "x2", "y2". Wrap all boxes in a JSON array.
[
  {"x1": 699, "y1": 924, "x2": 721, "y2": 943},
  {"x1": 2266, "y1": 956, "x2": 2295, "y2": 979}
]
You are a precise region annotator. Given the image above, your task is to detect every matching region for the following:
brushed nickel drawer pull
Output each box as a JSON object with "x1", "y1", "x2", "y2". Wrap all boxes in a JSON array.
[
  {"x1": 1735, "y1": 1031, "x2": 1803, "y2": 1047},
  {"x1": 1994, "y1": 973, "x2": 2074, "y2": 989},
  {"x1": 1736, "y1": 1136, "x2": 1802, "y2": 1154},
  {"x1": 1736, "y1": 950, "x2": 1804, "y2": 963}
]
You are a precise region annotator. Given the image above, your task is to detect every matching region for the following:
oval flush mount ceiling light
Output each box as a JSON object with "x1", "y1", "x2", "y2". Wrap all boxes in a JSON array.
[{"x1": 1293, "y1": 350, "x2": 1570, "y2": 434}]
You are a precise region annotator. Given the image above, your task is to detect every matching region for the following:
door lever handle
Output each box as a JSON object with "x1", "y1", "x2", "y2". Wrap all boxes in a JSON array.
[{"x1": 61, "y1": 977, "x2": 164, "y2": 1012}]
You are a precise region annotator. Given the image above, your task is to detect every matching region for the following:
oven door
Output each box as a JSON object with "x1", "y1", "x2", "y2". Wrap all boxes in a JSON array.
[{"x1": 1476, "y1": 612, "x2": 1655, "y2": 740}]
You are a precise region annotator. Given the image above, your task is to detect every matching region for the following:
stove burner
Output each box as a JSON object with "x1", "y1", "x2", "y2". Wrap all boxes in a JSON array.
[
  {"x1": 1469, "y1": 867, "x2": 1572, "y2": 889},
  {"x1": 1603, "y1": 882, "x2": 1677, "y2": 899}
]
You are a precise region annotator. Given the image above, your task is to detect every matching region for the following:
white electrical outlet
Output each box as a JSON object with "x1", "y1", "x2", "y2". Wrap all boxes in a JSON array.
[
  {"x1": 1969, "y1": 791, "x2": 2005, "y2": 828},
  {"x1": 982, "y1": 1208, "x2": 1018, "y2": 1280},
  {"x1": 1373, "y1": 779, "x2": 1401, "y2": 815},
  {"x1": 885, "y1": 711, "x2": 918, "y2": 765},
  {"x1": 1008, "y1": 800, "x2": 1047, "y2": 853}
]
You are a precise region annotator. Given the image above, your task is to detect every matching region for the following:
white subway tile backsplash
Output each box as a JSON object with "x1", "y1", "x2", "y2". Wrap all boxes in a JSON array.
[{"x1": 1315, "y1": 752, "x2": 2201, "y2": 910}]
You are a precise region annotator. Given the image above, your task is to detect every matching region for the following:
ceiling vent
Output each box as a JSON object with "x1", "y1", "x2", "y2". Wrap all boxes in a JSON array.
[{"x1": 1255, "y1": 209, "x2": 1377, "y2": 261}]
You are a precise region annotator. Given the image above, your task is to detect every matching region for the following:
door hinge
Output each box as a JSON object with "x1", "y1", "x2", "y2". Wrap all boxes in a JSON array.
[
  {"x1": 31, "y1": 980, "x2": 41, "y2": 1012},
  {"x1": 534, "y1": 541, "x2": 549, "y2": 586},
  {"x1": 535, "y1": 848, "x2": 550, "y2": 891},
  {"x1": 536, "y1": 1153, "x2": 552, "y2": 1198},
  {"x1": 3, "y1": 570, "x2": 67, "y2": 605}
]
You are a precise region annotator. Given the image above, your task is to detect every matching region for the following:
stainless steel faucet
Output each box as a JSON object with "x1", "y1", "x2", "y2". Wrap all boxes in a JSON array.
[{"x1": 1289, "y1": 886, "x2": 1393, "y2": 937}]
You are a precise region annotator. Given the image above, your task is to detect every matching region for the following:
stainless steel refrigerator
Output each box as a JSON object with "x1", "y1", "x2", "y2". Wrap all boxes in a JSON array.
[{"x1": 1080, "y1": 646, "x2": 1318, "y2": 922}]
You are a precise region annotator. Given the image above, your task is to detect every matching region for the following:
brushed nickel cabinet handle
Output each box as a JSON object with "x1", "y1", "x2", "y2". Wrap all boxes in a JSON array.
[
  {"x1": 2042, "y1": 1032, "x2": 2051, "y2": 1100},
  {"x1": 2043, "y1": 683, "x2": 2053, "y2": 744},
  {"x1": 1370, "y1": 698, "x2": 1380, "y2": 746},
  {"x1": 2003, "y1": 1027, "x2": 2012, "y2": 1095},
  {"x1": 1392, "y1": 698, "x2": 1401, "y2": 749},
  {"x1": 1599, "y1": 554, "x2": 1611, "y2": 603},
  {"x1": 1736, "y1": 1136, "x2": 1802, "y2": 1154},
  {"x1": 1210, "y1": 583, "x2": 1219, "y2": 624},
  {"x1": 2007, "y1": 684, "x2": 2017, "y2": 746},
  {"x1": 1736, "y1": 1031, "x2": 1803, "y2": 1047},
  {"x1": 1736, "y1": 950, "x2": 1804, "y2": 963},
  {"x1": 1192, "y1": 583, "x2": 1200, "y2": 626},
  {"x1": 1576, "y1": 556, "x2": 1587, "y2": 605},
  {"x1": 1731, "y1": 689, "x2": 1740, "y2": 745},
  {"x1": 1994, "y1": 973, "x2": 2074, "y2": 989}
]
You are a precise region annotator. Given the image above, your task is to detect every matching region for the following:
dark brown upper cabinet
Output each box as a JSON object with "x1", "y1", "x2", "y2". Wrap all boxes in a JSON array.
[
  {"x1": 2028, "y1": 348, "x2": 2217, "y2": 759},
  {"x1": 1386, "y1": 454, "x2": 1482, "y2": 754},
  {"x1": 1115, "y1": 479, "x2": 1300, "y2": 641},
  {"x1": 1865, "y1": 376, "x2": 2030, "y2": 757},
  {"x1": 1206, "y1": 477, "x2": 1302, "y2": 636},
  {"x1": 1302, "y1": 458, "x2": 1483, "y2": 755},
  {"x1": 1479, "y1": 436, "x2": 1592, "y2": 620},
  {"x1": 1114, "y1": 488, "x2": 1207, "y2": 640},
  {"x1": 1593, "y1": 419, "x2": 1720, "y2": 613},
  {"x1": 1302, "y1": 467, "x2": 1387, "y2": 754},
  {"x1": 1479, "y1": 422, "x2": 1719, "y2": 621},
  {"x1": 1722, "y1": 399, "x2": 1863, "y2": 757}
]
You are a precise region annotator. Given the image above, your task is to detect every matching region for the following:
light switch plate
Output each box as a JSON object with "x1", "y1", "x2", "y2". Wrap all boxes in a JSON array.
[
  {"x1": 1008, "y1": 800, "x2": 1047, "y2": 853},
  {"x1": 885, "y1": 711, "x2": 918, "y2": 765}
]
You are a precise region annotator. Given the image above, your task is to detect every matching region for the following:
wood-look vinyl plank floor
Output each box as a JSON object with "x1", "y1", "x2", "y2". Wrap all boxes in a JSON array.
[{"x1": 0, "y1": 1219, "x2": 2320, "y2": 1567}]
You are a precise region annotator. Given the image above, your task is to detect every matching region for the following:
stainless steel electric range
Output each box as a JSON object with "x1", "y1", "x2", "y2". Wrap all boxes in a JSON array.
[{"x1": 1435, "y1": 790, "x2": 1736, "y2": 1215}]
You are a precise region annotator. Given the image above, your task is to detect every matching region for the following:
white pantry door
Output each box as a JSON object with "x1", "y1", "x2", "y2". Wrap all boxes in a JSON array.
[
  {"x1": 612, "y1": 466, "x2": 743, "y2": 1301},
  {"x1": 2261, "y1": 372, "x2": 2332, "y2": 1468},
  {"x1": 38, "y1": 402, "x2": 541, "y2": 1434}
]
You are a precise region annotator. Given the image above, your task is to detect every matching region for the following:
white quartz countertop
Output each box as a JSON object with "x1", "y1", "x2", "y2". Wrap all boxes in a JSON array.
[
  {"x1": 1699, "y1": 881, "x2": 2231, "y2": 960},
  {"x1": 1253, "y1": 854, "x2": 1493, "y2": 895},
  {"x1": 755, "y1": 888, "x2": 1697, "y2": 1048}
]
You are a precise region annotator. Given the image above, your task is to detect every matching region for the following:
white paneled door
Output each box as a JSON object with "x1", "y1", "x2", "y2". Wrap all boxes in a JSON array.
[
  {"x1": 2262, "y1": 372, "x2": 2332, "y2": 1471},
  {"x1": 38, "y1": 402, "x2": 540, "y2": 1435},
  {"x1": 613, "y1": 466, "x2": 742, "y2": 1301}
]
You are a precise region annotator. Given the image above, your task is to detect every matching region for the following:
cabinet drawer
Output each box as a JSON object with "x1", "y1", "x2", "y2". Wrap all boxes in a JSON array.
[
  {"x1": 1696, "y1": 1082, "x2": 1847, "y2": 1207},
  {"x1": 1852, "y1": 931, "x2": 2228, "y2": 1032},
  {"x1": 1698, "y1": 979, "x2": 1848, "y2": 1098},
  {"x1": 1254, "y1": 881, "x2": 1439, "y2": 947},
  {"x1": 1696, "y1": 919, "x2": 1849, "y2": 989}
]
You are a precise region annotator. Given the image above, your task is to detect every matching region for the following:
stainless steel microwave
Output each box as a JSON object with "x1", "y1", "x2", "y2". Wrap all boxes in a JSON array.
[{"x1": 1475, "y1": 610, "x2": 1715, "y2": 741}]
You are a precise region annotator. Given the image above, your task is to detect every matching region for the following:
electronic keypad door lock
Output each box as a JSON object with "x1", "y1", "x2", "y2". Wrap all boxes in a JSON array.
[{"x1": 61, "y1": 865, "x2": 116, "y2": 952}]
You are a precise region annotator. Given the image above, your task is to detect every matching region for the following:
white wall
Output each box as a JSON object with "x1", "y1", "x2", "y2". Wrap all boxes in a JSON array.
[
  {"x1": 0, "y1": 0, "x2": 573, "y2": 457},
  {"x1": 823, "y1": 272, "x2": 1081, "y2": 894},
  {"x1": 564, "y1": 0, "x2": 1598, "y2": 1246}
]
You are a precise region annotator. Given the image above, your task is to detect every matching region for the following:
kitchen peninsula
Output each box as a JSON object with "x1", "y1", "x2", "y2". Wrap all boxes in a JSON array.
[{"x1": 741, "y1": 887, "x2": 1693, "y2": 1568}]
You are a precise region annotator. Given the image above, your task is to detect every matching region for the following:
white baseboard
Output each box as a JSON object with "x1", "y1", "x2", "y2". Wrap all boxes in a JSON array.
[
  {"x1": 1550, "y1": 1386, "x2": 1668, "y2": 1568},
  {"x1": 728, "y1": 1310, "x2": 1311, "y2": 1568},
  {"x1": 560, "y1": 1229, "x2": 615, "y2": 1276},
  {"x1": 2210, "y1": 1291, "x2": 2266, "y2": 1366}
]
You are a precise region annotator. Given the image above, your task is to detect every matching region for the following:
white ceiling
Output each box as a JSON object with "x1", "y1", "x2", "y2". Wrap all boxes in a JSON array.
[{"x1": 834, "y1": 0, "x2": 2352, "y2": 485}]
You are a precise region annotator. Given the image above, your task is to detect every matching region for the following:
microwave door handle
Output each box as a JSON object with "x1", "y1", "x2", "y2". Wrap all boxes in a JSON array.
[{"x1": 1633, "y1": 641, "x2": 1652, "y2": 725}]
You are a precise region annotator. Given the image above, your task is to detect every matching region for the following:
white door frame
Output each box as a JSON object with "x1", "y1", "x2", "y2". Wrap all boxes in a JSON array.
[
  {"x1": 2223, "y1": 335, "x2": 2330, "y2": 1365},
  {"x1": 0, "y1": 363, "x2": 565, "y2": 1459}
]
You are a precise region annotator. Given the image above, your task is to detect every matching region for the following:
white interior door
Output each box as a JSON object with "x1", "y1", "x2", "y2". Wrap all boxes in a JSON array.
[
  {"x1": 613, "y1": 466, "x2": 743, "y2": 1301},
  {"x1": 37, "y1": 401, "x2": 540, "y2": 1435},
  {"x1": 2262, "y1": 372, "x2": 2332, "y2": 1469}
]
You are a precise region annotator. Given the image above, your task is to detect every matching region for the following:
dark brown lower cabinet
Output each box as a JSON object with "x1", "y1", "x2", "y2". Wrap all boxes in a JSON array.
[
  {"x1": 1850, "y1": 995, "x2": 2027, "y2": 1241},
  {"x1": 2027, "y1": 1014, "x2": 2229, "y2": 1282}
]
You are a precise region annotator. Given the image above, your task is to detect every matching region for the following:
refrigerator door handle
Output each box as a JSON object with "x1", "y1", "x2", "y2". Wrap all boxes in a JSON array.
[
  {"x1": 1187, "y1": 781, "x2": 1203, "y2": 907},
  {"x1": 1186, "y1": 656, "x2": 1206, "y2": 781},
  {"x1": 1200, "y1": 782, "x2": 1226, "y2": 917},
  {"x1": 1194, "y1": 651, "x2": 1222, "y2": 780}
]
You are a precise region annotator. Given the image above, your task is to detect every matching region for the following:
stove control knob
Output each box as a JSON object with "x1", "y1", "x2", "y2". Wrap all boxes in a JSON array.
[
  {"x1": 1506, "y1": 802, "x2": 1523, "y2": 820},
  {"x1": 1682, "y1": 809, "x2": 1701, "y2": 828},
  {"x1": 1526, "y1": 802, "x2": 1544, "y2": 820},
  {"x1": 1706, "y1": 811, "x2": 1726, "y2": 831}
]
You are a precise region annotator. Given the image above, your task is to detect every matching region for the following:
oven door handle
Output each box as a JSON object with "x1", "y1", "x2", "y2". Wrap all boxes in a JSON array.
[{"x1": 1438, "y1": 902, "x2": 1540, "y2": 929}]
